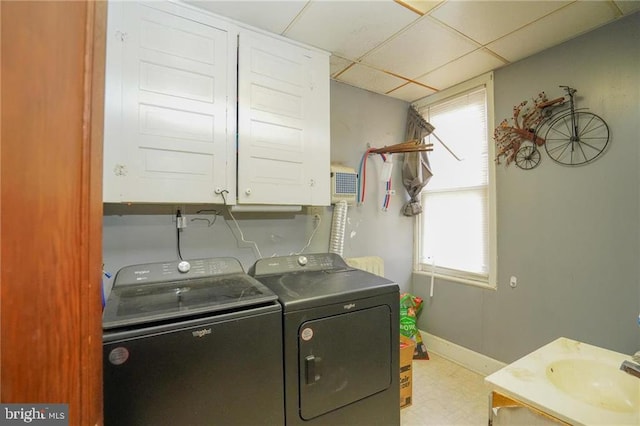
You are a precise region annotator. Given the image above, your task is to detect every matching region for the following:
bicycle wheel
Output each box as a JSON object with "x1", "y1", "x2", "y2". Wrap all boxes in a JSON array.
[
  {"x1": 544, "y1": 111, "x2": 609, "y2": 165},
  {"x1": 515, "y1": 143, "x2": 541, "y2": 170}
]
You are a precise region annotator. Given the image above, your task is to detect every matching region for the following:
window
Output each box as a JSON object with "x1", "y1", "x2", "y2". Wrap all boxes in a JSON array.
[{"x1": 413, "y1": 73, "x2": 496, "y2": 288}]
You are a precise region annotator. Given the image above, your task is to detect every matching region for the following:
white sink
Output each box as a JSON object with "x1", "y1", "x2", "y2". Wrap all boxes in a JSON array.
[
  {"x1": 485, "y1": 337, "x2": 640, "y2": 425},
  {"x1": 546, "y1": 358, "x2": 638, "y2": 412}
]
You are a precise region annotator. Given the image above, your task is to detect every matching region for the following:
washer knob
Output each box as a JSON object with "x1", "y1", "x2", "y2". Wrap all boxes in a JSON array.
[
  {"x1": 297, "y1": 256, "x2": 308, "y2": 266},
  {"x1": 177, "y1": 260, "x2": 191, "y2": 273}
]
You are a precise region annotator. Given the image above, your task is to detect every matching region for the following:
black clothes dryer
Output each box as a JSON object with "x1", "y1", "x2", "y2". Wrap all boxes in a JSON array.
[{"x1": 250, "y1": 253, "x2": 400, "y2": 426}]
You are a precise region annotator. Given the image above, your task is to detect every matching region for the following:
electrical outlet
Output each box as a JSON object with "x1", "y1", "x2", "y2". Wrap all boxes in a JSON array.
[
  {"x1": 509, "y1": 276, "x2": 517, "y2": 288},
  {"x1": 177, "y1": 215, "x2": 187, "y2": 229},
  {"x1": 308, "y1": 206, "x2": 323, "y2": 216},
  {"x1": 172, "y1": 206, "x2": 185, "y2": 222},
  {"x1": 175, "y1": 207, "x2": 187, "y2": 229}
]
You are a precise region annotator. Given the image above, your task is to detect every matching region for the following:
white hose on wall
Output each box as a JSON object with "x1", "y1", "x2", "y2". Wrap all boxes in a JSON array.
[{"x1": 329, "y1": 200, "x2": 348, "y2": 256}]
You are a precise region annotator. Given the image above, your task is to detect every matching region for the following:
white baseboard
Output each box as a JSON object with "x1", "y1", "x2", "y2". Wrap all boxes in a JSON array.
[{"x1": 419, "y1": 330, "x2": 506, "y2": 376}]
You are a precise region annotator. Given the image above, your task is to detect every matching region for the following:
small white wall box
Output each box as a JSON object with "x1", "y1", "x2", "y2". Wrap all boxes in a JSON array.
[{"x1": 330, "y1": 165, "x2": 358, "y2": 205}]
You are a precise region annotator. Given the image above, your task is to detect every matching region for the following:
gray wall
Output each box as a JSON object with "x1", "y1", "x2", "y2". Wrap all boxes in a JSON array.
[
  {"x1": 102, "y1": 81, "x2": 412, "y2": 294},
  {"x1": 102, "y1": 13, "x2": 640, "y2": 364},
  {"x1": 413, "y1": 12, "x2": 640, "y2": 362},
  {"x1": 328, "y1": 81, "x2": 413, "y2": 290}
]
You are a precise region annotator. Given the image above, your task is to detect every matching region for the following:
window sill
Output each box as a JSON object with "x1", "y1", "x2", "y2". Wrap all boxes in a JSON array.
[{"x1": 413, "y1": 270, "x2": 497, "y2": 291}]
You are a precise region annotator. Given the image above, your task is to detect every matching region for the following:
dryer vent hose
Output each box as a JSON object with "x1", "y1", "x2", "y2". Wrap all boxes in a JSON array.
[{"x1": 329, "y1": 200, "x2": 348, "y2": 257}]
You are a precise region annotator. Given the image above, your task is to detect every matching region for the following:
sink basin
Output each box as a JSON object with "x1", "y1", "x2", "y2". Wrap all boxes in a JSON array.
[
  {"x1": 486, "y1": 338, "x2": 640, "y2": 425},
  {"x1": 546, "y1": 359, "x2": 639, "y2": 412}
]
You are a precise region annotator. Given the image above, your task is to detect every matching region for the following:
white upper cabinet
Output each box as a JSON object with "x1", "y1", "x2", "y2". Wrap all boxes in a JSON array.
[
  {"x1": 103, "y1": 1, "x2": 330, "y2": 206},
  {"x1": 237, "y1": 30, "x2": 330, "y2": 206},
  {"x1": 103, "y1": 1, "x2": 236, "y2": 203}
]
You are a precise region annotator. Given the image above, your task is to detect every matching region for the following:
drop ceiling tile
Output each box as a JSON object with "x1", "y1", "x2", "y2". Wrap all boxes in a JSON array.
[
  {"x1": 362, "y1": 16, "x2": 478, "y2": 78},
  {"x1": 284, "y1": 1, "x2": 418, "y2": 59},
  {"x1": 330, "y1": 55, "x2": 354, "y2": 78},
  {"x1": 614, "y1": 0, "x2": 640, "y2": 14},
  {"x1": 416, "y1": 48, "x2": 506, "y2": 91},
  {"x1": 335, "y1": 63, "x2": 408, "y2": 96},
  {"x1": 186, "y1": 1, "x2": 307, "y2": 34},
  {"x1": 430, "y1": 0, "x2": 570, "y2": 45},
  {"x1": 487, "y1": 1, "x2": 620, "y2": 62},
  {"x1": 386, "y1": 82, "x2": 436, "y2": 103},
  {"x1": 395, "y1": 1, "x2": 442, "y2": 15}
]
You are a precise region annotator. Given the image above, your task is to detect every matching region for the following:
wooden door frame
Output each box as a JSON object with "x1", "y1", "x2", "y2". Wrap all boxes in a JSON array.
[{"x1": 1, "y1": 2, "x2": 106, "y2": 424}]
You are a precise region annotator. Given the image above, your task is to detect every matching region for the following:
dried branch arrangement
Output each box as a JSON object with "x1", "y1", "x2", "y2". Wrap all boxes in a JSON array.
[{"x1": 494, "y1": 92, "x2": 551, "y2": 166}]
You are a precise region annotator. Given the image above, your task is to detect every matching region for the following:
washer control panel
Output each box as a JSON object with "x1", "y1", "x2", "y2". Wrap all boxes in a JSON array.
[{"x1": 113, "y1": 257, "x2": 244, "y2": 286}]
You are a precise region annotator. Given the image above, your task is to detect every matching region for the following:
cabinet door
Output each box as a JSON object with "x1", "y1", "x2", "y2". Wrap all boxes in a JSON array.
[
  {"x1": 237, "y1": 30, "x2": 330, "y2": 206},
  {"x1": 103, "y1": 1, "x2": 236, "y2": 203}
]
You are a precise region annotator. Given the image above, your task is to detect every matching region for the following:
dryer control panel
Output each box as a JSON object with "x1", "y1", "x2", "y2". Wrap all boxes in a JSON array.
[{"x1": 251, "y1": 253, "x2": 351, "y2": 276}]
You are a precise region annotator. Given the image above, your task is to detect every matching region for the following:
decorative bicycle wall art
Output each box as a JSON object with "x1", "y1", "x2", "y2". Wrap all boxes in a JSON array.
[{"x1": 495, "y1": 86, "x2": 610, "y2": 169}]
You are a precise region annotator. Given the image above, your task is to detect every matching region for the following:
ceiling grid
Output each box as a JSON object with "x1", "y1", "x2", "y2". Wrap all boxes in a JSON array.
[{"x1": 188, "y1": 0, "x2": 640, "y2": 102}]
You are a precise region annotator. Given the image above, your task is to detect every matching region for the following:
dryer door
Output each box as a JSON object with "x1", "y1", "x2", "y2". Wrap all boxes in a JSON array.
[{"x1": 298, "y1": 305, "x2": 392, "y2": 420}]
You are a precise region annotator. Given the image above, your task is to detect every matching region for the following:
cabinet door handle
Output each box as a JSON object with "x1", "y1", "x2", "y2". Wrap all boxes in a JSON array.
[
  {"x1": 113, "y1": 164, "x2": 128, "y2": 176},
  {"x1": 115, "y1": 30, "x2": 127, "y2": 42}
]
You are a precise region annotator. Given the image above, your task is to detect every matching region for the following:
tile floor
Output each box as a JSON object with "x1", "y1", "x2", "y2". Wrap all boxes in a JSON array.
[{"x1": 401, "y1": 353, "x2": 489, "y2": 426}]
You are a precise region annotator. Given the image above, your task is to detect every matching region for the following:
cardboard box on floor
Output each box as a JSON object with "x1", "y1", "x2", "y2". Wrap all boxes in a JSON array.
[{"x1": 400, "y1": 334, "x2": 416, "y2": 409}]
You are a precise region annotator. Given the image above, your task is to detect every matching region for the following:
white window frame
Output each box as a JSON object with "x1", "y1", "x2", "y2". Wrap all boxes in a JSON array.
[{"x1": 412, "y1": 72, "x2": 497, "y2": 290}]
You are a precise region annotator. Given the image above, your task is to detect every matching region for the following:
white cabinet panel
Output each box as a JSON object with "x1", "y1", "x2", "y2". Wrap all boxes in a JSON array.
[
  {"x1": 103, "y1": 1, "x2": 236, "y2": 203},
  {"x1": 104, "y1": 1, "x2": 329, "y2": 206},
  {"x1": 139, "y1": 62, "x2": 215, "y2": 103},
  {"x1": 238, "y1": 30, "x2": 330, "y2": 205}
]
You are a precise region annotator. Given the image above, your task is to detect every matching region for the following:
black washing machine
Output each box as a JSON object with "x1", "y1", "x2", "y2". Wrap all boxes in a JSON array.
[
  {"x1": 102, "y1": 257, "x2": 284, "y2": 426},
  {"x1": 249, "y1": 253, "x2": 400, "y2": 426}
]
